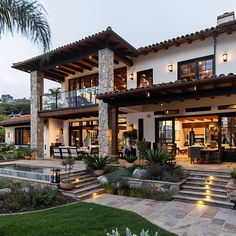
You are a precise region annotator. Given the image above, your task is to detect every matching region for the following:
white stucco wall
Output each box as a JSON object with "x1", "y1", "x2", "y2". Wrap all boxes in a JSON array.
[
  {"x1": 4, "y1": 127, "x2": 15, "y2": 144},
  {"x1": 127, "y1": 31, "x2": 236, "y2": 89}
]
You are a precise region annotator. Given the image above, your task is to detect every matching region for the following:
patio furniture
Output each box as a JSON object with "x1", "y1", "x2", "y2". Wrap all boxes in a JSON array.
[
  {"x1": 90, "y1": 147, "x2": 99, "y2": 155},
  {"x1": 60, "y1": 147, "x2": 70, "y2": 159},
  {"x1": 208, "y1": 147, "x2": 224, "y2": 163},
  {"x1": 189, "y1": 146, "x2": 202, "y2": 164},
  {"x1": 69, "y1": 147, "x2": 79, "y2": 159},
  {"x1": 52, "y1": 147, "x2": 62, "y2": 159}
]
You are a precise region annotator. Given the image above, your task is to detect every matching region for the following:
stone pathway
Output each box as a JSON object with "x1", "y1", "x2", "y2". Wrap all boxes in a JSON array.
[{"x1": 85, "y1": 194, "x2": 236, "y2": 236}]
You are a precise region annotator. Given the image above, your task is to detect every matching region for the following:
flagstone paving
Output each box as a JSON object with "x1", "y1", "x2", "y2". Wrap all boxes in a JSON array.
[{"x1": 85, "y1": 194, "x2": 236, "y2": 236}]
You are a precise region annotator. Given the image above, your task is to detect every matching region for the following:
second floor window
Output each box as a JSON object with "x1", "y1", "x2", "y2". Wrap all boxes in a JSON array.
[
  {"x1": 178, "y1": 55, "x2": 214, "y2": 80},
  {"x1": 137, "y1": 69, "x2": 153, "y2": 88}
]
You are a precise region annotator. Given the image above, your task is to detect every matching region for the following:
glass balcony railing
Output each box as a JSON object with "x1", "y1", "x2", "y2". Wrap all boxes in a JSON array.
[{"x1": 41, "y1": 87, "x2": 98, "y2": 111}]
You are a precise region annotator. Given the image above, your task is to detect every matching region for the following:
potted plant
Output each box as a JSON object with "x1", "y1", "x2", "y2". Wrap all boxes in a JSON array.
[
  {"x1": 85, "y1": 155, "x2": 110, "y2": 176},
  {"x1": 22, "y1": 147, "x2": 36, "y2": 160},
  {"x1": 230, "y1": 169, "x2": 236, "y2": 184},
  {"x1": 124, "y1": 154, "x2": 138, "y2": 167},
  {"x1": 60, "y1": 157, "x2": 75, "y2": 190}
]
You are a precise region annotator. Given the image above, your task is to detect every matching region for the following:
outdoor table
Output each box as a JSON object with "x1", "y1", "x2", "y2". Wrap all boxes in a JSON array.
[{"x1": 200, "y1": 148, "x2": 218, "y2": 163}]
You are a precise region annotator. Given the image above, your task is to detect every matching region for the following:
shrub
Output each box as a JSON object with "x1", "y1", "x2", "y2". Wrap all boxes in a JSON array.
[
  {"x1": 102, "y1": 183, "x2": 118, "y2": 194},
  {"x1": 105, "y1": 169, "x2": 131, "y2": 184},
  {"x1": 124, "y1": 155, "x2": 137, "y2": 163},
  {"x1": 230, "y1": 169, "x2": 236, "y2": 179},
  {"x1": 128, "y1": 188, "x2": 151, "y2": 199}
]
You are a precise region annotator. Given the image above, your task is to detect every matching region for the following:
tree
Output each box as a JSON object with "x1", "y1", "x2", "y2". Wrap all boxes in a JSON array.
[{"x1": 0, "y1": 0, "x2": 51, "y2": 52}]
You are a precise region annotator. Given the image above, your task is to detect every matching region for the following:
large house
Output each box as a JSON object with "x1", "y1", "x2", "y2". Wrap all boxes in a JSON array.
[{"x1": 4, "y1": 12, "x2": 236, "y2": 162}]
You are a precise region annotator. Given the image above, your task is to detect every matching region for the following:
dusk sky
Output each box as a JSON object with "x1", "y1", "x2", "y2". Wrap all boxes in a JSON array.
[{"x1": 1, "y1": 0, "x2": 236, "y2": 98}]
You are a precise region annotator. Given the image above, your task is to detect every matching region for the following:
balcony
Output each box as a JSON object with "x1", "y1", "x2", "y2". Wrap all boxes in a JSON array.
[{"x1": 41, "y1": 87, "x2": 98, "y2": 111}]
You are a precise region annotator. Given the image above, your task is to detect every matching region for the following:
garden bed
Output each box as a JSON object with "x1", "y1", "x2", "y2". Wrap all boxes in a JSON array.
[{"x1": 0, "y1": 179, "x2": 75, "y2": 214}]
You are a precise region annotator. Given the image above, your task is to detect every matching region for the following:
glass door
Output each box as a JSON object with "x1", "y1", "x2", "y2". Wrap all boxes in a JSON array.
[{"x1": 155, "y1": 118, "x2": 175, "y2": 144}]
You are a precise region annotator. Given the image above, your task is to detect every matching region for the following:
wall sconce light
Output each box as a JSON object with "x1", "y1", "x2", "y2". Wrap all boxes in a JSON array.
[
  {"x1": 7, "y1": 132, "x2": 11, "y2": 138},
  {"x1": 128, "y1": 73, "x2": 134, "y2": 80},
  {"x1": 168, "y1": 64, "x2": 173, "y2": 72},
  {"x1": 223, "y1": 53, "x2": 228, "y2": 62}
]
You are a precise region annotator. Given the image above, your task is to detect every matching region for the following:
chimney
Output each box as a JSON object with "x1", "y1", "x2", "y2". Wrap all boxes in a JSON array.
[{"x1": 217, "y1": 12, "x2": 235, "y2": 26}]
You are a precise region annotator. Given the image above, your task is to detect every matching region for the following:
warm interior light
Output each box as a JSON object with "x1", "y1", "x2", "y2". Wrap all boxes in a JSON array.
[
  {"x1": 89, "y1": 55, "x2": 93, "y2": 59},
  {"x1": 223, "y1": 53, "x2": 228, "y2": 62},
  {"x1": 168, "y1": 64, "x2": 173, "y2": 72},
  {"x1": 129, "y1": 73, "x2": 134, "y2": 80}
]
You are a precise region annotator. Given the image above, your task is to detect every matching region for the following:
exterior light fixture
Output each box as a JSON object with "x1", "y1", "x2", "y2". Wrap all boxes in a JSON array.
[
  {"x1": 147, "y1": 92, "x2": 150, "y2": 97},
  {"x1": 168, "y1": 64, "x2": 173, "y2": 72},
  {"x1": 160, "y1": 103, "x2": 163, "y2": 107},
  {"x1": 128, "y1": 73, "x2": 134, "y2": 80},
  {"x1": 223, "y1": 53, "x2": 228, "y2": 62},
  {"x1": 51, "y1": 168, "x2": 61, "y2": 183}
]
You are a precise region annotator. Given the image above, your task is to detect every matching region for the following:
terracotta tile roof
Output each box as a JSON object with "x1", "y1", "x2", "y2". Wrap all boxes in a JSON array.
[
  {"x1": 96, "y1": 73, "x2": 236, "y2": 99},
  {"x1": 0, "y1": 115, "x2": 30, "y2": 127},
  {"x1": 137, "y1": 20, "x2": 236, "y2": 55}
]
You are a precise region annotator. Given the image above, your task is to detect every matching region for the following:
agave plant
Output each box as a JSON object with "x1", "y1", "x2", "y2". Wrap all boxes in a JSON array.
[
  {"x1": 106, "y1": 228, "x2": 159, "y2": 236},
  {"x1": 124, "y1": 154, "x2": 138, "y2": 163},
  {"x1": 85, "y1": 155, "x2": 110, "y2": 170},
  {"x1": 142, "y1": 149, "x2": 170, "y2": 165}
]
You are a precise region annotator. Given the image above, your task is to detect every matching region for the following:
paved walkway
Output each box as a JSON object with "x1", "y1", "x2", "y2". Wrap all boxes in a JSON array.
[{"x1": 85, "y1": 194, "x2": 236, "y2": 236}]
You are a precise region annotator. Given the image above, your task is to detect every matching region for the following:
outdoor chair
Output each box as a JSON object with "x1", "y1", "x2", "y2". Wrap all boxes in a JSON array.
[
  {"x1": 90, "y1": 147, "x2": 99, "y2": 155},
  {"x1": 189, "y1": 146, "x2": 202, "y2": 164},
  {"x1": 52, "y1": 147, "x2": 62, "y2": 159},
  {"x1": 209, "y1": 146, "x2": 224, "y2": 163},
  {"x1": 69, "y1": 147, "x2": 79, "y2": 159},
  {"x1": 60, "y1": 147, "x2": 70, "y2": 159}
]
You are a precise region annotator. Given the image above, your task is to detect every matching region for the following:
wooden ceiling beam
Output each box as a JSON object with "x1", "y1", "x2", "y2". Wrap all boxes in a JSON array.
[
  {"x1": 50, "y1": 69, "x2": 68, "y2": 77},
  {"x1": 113, "y1": 52, "x2": 133, "y2": 67},
  {"x1": 42, "y1": 71, "x2": 64, "y2": 82},
  {"x1": 56, "y1": 66, "x2": 76, "y2": 75},
  {"x1": 69, "y1": 63, "x2": 84, "y2": 72},
  {"x1": 73, "y1": 61, "x2": 93, "y2": 71},
  {"x1": 81, "y1": 59, "x2": 98, "y2": 68}
]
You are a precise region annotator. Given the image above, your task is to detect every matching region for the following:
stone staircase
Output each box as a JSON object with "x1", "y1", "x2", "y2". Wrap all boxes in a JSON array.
[
  {"x1": 60, "y1": 170, "x2": 104, "y2": 200},
  {"x1": 174, "y1": 169, "x2": 234, "y2": 208}
]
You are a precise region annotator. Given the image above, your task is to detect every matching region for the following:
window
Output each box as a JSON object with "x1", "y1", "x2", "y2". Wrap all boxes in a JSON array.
[
  {"x1": 15, "y1": 127, "x2": 30, "y2": 145},
  {"x1": 137, "y1": 69, "x2": 153, "y2": 88},
  {"x1": 178, "y1": 55, "x2": 214, "y2": 80},
  {"x1": 221, "y1": 116, "x2": 236, "y2": 147}
]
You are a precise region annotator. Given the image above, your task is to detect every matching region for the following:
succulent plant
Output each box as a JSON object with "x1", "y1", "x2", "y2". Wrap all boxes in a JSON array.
[{"x1": 106, "y1": 228, "x2": 159, "y2": 236}]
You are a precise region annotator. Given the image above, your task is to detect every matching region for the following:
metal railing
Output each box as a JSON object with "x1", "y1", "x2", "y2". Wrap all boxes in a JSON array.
[{"x1": 41, "y1": 87, "x2": 98, "y2": 111}]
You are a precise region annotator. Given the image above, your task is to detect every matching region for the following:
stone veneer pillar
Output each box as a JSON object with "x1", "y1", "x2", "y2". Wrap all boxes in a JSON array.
[
  {"x1": 30, "y1": 71, "x2": 44, "y2": 158},
  {"x1": 98, "y1": 48, "x2": 114, "y2": 156}
]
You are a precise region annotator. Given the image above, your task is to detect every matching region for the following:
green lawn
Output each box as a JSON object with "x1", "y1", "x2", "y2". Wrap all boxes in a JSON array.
[{"x1": 0, "y1": 202, "x2": 175, "y2": 236}]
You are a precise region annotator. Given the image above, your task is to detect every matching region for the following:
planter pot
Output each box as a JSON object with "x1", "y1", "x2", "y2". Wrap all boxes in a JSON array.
[
  {"x1": 59, "y1": 181, "x2": 74, "y2": 190},
  {"x1": 94, "y1": 169, "x2": 105, "y2": 176},
  {"x1": 124, "y1": 162, "x2": 134, "y2": 168},
  {"x1": 24, "y1": 155, "x2": 31, "y2": 160}
]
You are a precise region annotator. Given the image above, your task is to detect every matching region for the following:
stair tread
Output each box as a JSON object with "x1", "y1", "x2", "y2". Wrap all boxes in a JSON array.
[
  {"x1": 188, "y1": 169, "x2": 230, "y2": 175},
  {"x1": 72, "y1": 176, "x2": 97, "y2": 184},
  {"x1": 188, "y1": 176, "x2": 229, "y2": 183},
  {"x1": 184, "y1": 181, "x2": 226, "y2": 188},
  {"x1": 76, "y1": 188, "x2": 104, "y2": 199},
  {"x1": 74, "y1": 180, "x2": 99, "y2": 188},
  {"x1": 179, "y1": 190, "x2": 227, "y2": 199},
  {"x1": 65, "y1": 184, "x2": 100, "y2": 194},
  {"x1": 189, "y1": 173, "x2": 230, "y2": 179},
  {"x1": 182, "y1": 185, "x2": 227, "y2": 193},
  {"x1": 174, "y1": 195, "x2": 234, "y2": 207}
]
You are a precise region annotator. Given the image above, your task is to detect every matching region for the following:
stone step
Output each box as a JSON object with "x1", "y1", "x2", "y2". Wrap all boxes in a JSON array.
[
  {"x1": 74, "y1": 179, "x2": 99, "y2": 189},
  {"x1": 64, "y1": 183, "x2": 100, "y2": 196},
  {"x1": 179, "y1": 190, "x2": 227, "y2": 200},
  {"x1": 72, "y1": 176, "x2": 97, "y2": 185},
  {"x1": 184, "y1": 181, "x2": 226, "y2": 189},
  {"x1": 174, "y1": 195, "x2": 234, "y2": 208},
  {"x1": 76, "y1": 188, "x2": 104, "y2": 200},
  {"x1": 188, "y1": 169, "x2": 230, "y2": 176},
  {"x1": 182, "y1": 185, "x2": 227, "y2": 194},
  {"x1": 189, "y1": 173, "x2": 230, "y2": 180},
  {"x1": 187, "y1": 176, "x2": 229, "y2": 184}
]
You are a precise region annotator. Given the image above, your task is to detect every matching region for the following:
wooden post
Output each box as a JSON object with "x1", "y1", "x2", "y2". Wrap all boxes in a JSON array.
[{"x1": 110, "y1": 106, "x2": 118, "y2": 162}]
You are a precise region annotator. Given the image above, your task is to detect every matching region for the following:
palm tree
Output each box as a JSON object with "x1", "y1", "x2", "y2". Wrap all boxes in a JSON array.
[{"x1": 0, "y1": 0, "x2": 51, "y2": 52}]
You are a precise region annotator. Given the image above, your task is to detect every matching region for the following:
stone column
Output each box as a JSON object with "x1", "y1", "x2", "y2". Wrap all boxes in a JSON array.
[
  {"x1": 98, "y1": 48, "x2": 114, "y2": 156},
  {"x1": 30, "y1": 71, "x2": 44, "y2": 158}
]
